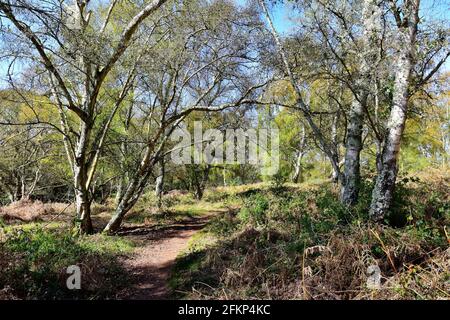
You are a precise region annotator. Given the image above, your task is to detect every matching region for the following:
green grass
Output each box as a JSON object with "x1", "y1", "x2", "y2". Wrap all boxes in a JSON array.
[{"x1": 2, "y1": 221, "x2": 66, "y2": 233}]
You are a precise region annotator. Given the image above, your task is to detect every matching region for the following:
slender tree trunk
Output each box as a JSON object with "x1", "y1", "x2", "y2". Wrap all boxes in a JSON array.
[
  {"x1": 340, "y1": 0, "x2": 381, "y2": 205},
  {"x1": 223, "y1": 168, "x2": 227, "y2": 187},
  {"x1": 104, "y1": 168, "x2": 152, "y2": 234},
  {"x1": 330, "y1": 111, "x2": 341, "y2": 183},
  {"x1": 292, "y1": 152, "x2": 304, "y2": 183},
  {"x1": 12, "y1": 173, "x2": 21, "y2": 202},
  {"x1": 20, "y1": 177, "x2": 27, "y2": 201},
  {"x1": 341, "y1": 97, "x2": 366, "y2": 205},
  {"x1": 19, "y1": 168, "x2": 40, "y2": 201},
  {"x1": 74, "y1": 122, "x2": 93, "y2": 234},
  {"x1": 375, "y1": 138, "x2": 383, "y2": 173},
  {"x1": 155, "y1": 158, "x2": 165, "y2": 208},
  {"x1": 50, "y1": 74, "x2": 75, "y2": 172},
  {"x1": 13, "y1": 180, "x2": 20, "y2": 202},
  {"x1": 115, "y1": 176, "x2": 125, "y2": 205},
  {"x1": 292, "y1": 126, "x2": 306, "y2": 183},
  {"x1": 369, "y1": 0, "x2": 419, "y2": 221},
  {"x1": 115, "y1": 139, "x2": 128, "y2": 206},
  {"x1": 115, "y1": 104, "x2": 133, "y2": 206}
]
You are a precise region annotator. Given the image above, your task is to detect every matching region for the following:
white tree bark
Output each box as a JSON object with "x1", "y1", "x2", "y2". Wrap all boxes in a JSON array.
[
  {"x1": 73, "y1": 121, "x2": 93, "y2": 233},
  {"x1": 330, "y1": 110, "x2": 341, "y2": 183},
  {"x1": 292, "y1": 151, "x2": 305, "y2": 184},
  {"x1": 340, "y1": 0, "x2": 381, "y2": 205},
  {"x1": 292, "y1": 126, "x2": 306, "y2": 183},
  {"x1": 155, "y1": 156, "x2": 165, "y2": 208},
  {"x1": 341, "y1": 97, "x2": 365, "y2": 204},
  {"x1": 369, "y1": 0, "x2": 420, "y2": 220}
]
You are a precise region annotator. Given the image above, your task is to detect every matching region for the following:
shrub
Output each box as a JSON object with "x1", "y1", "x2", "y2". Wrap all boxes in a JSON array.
[
  {"x1": 238, "y1": 193, "x2": 269, "y2": 227},
  {"x1": 269, "y1": 171, "x2": 287, "y2": 193},
  {"x1": 0, "y1": 227, "x2": 132, "y2": 299}
]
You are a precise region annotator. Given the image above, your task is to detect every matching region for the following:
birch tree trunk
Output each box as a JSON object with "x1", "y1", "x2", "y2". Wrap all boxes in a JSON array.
[
  {"x1": 292, "y1": 151, "x2": 305, "y2": 183},
  {"x1": 369, "y1": 0, "x2": 420, "y2": 221},
  {"x1": 155, "y1": 158, "x2": 165, "y2": 208},
  {"x1": 73, "y1": 121, "x2": 93, "y2": 234},
  {"x1": 330, "y1": 111, "x2": 340, "y2": 183},
  {"x1": 375, "y1": 139, "x2": 384, "y2": 174},
  {"x1": 341, "y1": 97, "x2": 365, "y2": 205},
  {"x1": 292, "y1": 126, "x2": 306, "y2": 183},
  {"x1": 20, "y1": 177, "x2": 27, "y2": 201},
  {"x1": 115, "y1": 175, "x2": 125, "y2": 205},
  {"x1": 115, "y1": 103, "x2": 134, "y2": 206},
  {"x1": 340, "y1": 0, "x2": 380, "y2": 205},
  {"x1": 104, "y1": 168, "x2": 153, "y2": 234}
]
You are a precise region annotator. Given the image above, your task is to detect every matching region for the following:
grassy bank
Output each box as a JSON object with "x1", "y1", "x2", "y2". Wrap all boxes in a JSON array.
[{"x1": 171, "y1": 170, "x2": 449, "y2": 299}]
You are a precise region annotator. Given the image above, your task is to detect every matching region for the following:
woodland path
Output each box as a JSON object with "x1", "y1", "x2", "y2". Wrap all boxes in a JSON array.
[{"x1": 116, "y1": 214, "x2": 213, "y2": 300}]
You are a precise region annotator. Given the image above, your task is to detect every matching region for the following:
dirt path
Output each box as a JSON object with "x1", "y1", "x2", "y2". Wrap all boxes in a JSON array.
[{"x1": 117, "y1": 215, "x2": 212, "y2": 300}]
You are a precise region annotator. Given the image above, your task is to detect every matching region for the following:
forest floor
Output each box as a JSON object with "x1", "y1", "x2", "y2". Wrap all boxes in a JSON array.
[{"x1": 0, "y1": 171, "x2": 448, "y2": 300}]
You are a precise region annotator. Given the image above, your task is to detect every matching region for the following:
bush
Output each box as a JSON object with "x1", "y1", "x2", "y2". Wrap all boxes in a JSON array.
[
  {"x1": 238, "y1": 193, "x2": 269, "y2": 227},
  {"x1": 269, "y1": 171, "x2": 287, "y2": 192},
  {"x1": 0, "y1": 227, "x2": 132, "y2": 299}
]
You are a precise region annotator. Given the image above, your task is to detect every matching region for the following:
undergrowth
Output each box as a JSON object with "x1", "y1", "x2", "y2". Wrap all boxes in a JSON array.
[
  {"x1": 171, "y1": 174, "x2": 449, "y2": 300},
  {"x1": 0, "y1": 226, "x2": 133, "y2": 299}
]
